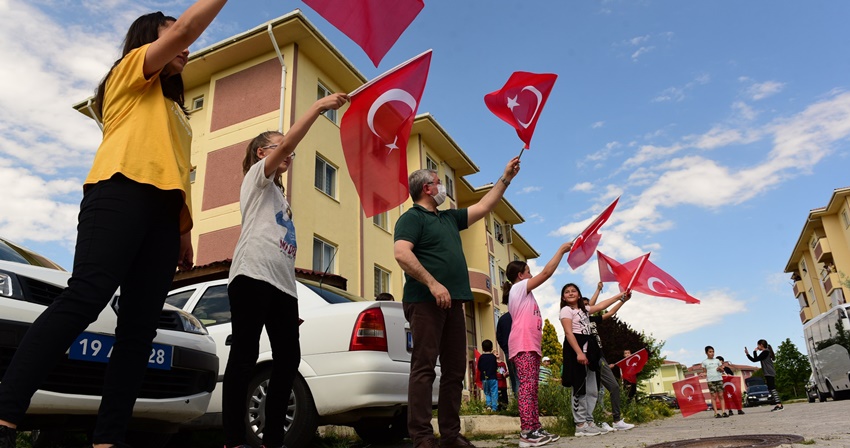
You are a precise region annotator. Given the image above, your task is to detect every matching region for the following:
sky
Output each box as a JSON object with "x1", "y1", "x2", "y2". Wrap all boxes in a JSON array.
[{"x1": 2, "y1": 0, "x2": 849, "y2": 368}]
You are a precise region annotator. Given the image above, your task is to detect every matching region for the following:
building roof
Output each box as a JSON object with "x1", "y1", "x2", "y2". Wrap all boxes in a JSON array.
[{"x1": 784, "y1": 186, "x2": 850, "y2": 273}]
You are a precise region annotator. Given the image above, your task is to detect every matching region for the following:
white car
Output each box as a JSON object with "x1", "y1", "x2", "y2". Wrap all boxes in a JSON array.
[
  {"x1": 0, "y1": 238, "x2": 219, "y2": 447},
  {"x1": 168, "y1": 277, "x2": 440, "y2": 448}
]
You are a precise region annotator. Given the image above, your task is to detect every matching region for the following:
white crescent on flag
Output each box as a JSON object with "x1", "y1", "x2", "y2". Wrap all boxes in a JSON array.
[
  {"x1": 723, "y1": 381, "x2": 736, "y2": 392},
  {"x1": 681, "y1": 383, "x2": 695, "y2": 400},
  {"x1": 647, "y1": 277, "x2": 667, "y2": 294},
  {"x1": 626, "y1": 353, "x2": 642, "y2": 367},
  {"x1": 366, "y1": 88, "x2": 417, "y2": 151},
  {"x1": 516, "y1": 85, "x2": 543, "y2": 129}
]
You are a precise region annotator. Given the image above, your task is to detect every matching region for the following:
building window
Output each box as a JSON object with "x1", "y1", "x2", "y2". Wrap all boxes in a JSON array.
[
  {"x1": 426, "y1": 156, "x2": 438, "y2": 172},
  {"x1": 314, "y1": 155, "x2": 337, "y2": 198},
  {"x1": 317, "y1": 82, "x2": 337, "y2": 123},
  {"x1": 373, "y1": 212, "x2": 389, "y2": 230},
  {"x1": 801, "y1": 259, "x2": 808, "y2": 275},
  {"x1": 444, "y1": 174, "x2": 455, "y2": 199},
  {"x1": 494, "y1": 221, "x2": 504, "y2": 244},
  {"x1": 843, "y1": 209, "x2": 850, "y2": 228},
  {"x1": 189, "y1": 166, "x2": 197, "y2": 183},
  {"x1": 374, "y1": 265, "x2": 390, "y2": 297},
  {"x1": 191, "y1": 95, "x2": 204, "y2": 110},
  {"x1": 514, "y1": 254, "x2": 520, "y2": 261},
  {"x1": 810, "y1": 236, "x2": 819, "y2": 249},
  {"x1": 464, "y1": 302, "x2": 477, "y2": 389},
  {"x1": 499, "y1": 268, "x2": 506, "y2": 288},
  {"x1": 312, "y1": 237, "x2": 336, "y2": 273}
]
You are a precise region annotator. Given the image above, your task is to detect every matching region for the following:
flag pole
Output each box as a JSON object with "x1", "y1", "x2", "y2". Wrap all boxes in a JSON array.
[
  {"x1": 625, "y1": 253, "x2": 650, "y2": 293},
  {"x1": 517, "y1": 146, "x2": 526, "y2": 160}
]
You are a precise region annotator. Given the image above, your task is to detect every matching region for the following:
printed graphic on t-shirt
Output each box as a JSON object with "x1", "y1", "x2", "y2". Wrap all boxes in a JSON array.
[{"x1": 275, "y1": 207, "x2": 297, "y2": 258}]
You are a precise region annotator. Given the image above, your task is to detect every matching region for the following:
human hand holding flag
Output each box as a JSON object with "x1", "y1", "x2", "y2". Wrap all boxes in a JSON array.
[
  {"x1": 673, "y1": 376, "x2": 708, "y2": 418},
  {"x1": 566, "y1": 196, "x2": 619, "y2": 270},
  {"x1": 303, "y1": 0, "x2": 424, "y2": 67},
  {"x1": 484, "y1": 71, "x2": 557, "y2": 149},
  {"x1": 340, "y1": 50, "x2": 432, "y2": 218}
]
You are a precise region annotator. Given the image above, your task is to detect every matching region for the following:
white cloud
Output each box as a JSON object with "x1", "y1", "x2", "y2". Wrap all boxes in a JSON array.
[
  {"x1": 631, "y1": 46, "x2": 655, "y2": 62},
  {"x1": 616, "y1": 290, "x2": 746, "y2": 341},
  {"x1": 0, "y1": 162, "x2": 81, "y2": 244},
  {"x1": 517, "y1": 186, "x2": 542, "y2": 195},
  {"x1": 572, "y1": 182, "x2": 594, "y2": 192},
  {"x1": 583, "y1": 141, "x2": 622, "y2": 165},
  {"x1": 733, "y1": 101, "x2": 758, "y2": 121},
  {"x1": 747, "y1": 80, "x2": 786, "y2": 101},
  {"x1": 592, "y1": 121, "x2": 605, "y2": 129},
  {"x1": 628, "y1": 35, "x2": 651, "y2": 46},
  {"x1": 652, "y1": 74, "x2": 711, "y2": 102}
]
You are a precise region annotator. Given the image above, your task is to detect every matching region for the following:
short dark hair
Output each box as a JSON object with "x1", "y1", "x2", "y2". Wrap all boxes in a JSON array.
[
  {"x1": 375, "y1": 293, "x2": 394, "y2": 301},
  {"x1": 717, "y1": 356, "x2": 725, "y2": 362},
  {"x1": 705, "y1": 345, "x2": 714, "y2": 354},
  {"x1": 482, "y1": 339, "x2": 493, "y2": 352}
]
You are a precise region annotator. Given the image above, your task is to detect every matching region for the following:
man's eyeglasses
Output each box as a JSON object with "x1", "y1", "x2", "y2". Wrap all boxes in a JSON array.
[
  {"x1": 260, "y1": 144, "x2": 295, "y2": 158},
  {"x1": 426, "y1": 180, "x2": 442, "y2": 185}
]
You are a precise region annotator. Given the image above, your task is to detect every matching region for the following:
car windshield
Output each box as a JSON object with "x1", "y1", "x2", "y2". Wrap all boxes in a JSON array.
[
  {"x1": 304, "y1": 284, "x2": 357, "y2": 304},
  {"x1": 749, "y1": 385, "x2": 768, "y2": 393},
  {"x1": 0, "y1": 238, "x2": 65, "y2": 271}
]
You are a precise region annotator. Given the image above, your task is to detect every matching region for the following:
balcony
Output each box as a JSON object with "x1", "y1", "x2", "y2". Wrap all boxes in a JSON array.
[
  {"x1": 793, "y1": 280, "x2": 805, "y2": 297},
  {"x1": 814, "y1": 237, "x2": 833, "y2": 264},
  {"x1": 824, "y1": 272, "x2": 842, "y2": 295},
  {"x1": 468, "y1": 269, "x2": 493, "y2": 304},
  {"x1": 800, "y1": 306, "x2": 813, "y2": 324}
]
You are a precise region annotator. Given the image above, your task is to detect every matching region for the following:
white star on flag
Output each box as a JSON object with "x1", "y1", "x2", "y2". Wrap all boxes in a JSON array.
[{"x1": 506, "y1": 95, "x2": 519, "y2": 110}]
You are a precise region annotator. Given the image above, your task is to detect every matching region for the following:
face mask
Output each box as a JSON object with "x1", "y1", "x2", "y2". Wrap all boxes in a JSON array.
[{"x1": 431, "y1": 183, "x2": 447, "y2": 206}]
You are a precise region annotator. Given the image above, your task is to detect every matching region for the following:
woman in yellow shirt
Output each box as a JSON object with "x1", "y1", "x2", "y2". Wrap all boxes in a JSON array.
[{"x1": 0, "y1": 1, "x2": 227, "y2": 447}]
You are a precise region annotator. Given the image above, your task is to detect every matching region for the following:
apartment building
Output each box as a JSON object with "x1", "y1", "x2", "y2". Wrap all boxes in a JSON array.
[{"x1": 784, "y1": 187, "x2": 850, "y2": 324}]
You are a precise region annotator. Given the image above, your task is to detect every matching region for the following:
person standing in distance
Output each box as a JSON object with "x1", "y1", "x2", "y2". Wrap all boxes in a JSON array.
[
  {"x1": 0, "y1": 2, "x2": 228, "y2": 447},
  {"x1": 394, "y1": 157, "x2": 521, "y2": 448}
]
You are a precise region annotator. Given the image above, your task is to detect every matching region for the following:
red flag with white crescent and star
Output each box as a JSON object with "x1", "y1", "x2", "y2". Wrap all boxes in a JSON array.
[
  {"x1": 303, "y1": 0, "x2": 424, "y2": 67},
  {"x1": 629, "y1": 258, "x2": 700, "y2": 304},
  {"x1": 567, "y1": 196, "x2": 619, "y2": 269},
  {"x1": 484, "y1": 71, "x2": 557, "y2": 149},
  {"x1": 614, "y1": 348, "x2": 648, "y2": 384},
  {"x1": 722, "y1": 375, "x2": 744, "y2": 411},
  {"x1": 598, "y1": 252, "x2": 652, "y2": 292},
  {"x1": 340, "y1": 50, "x2": 432, "y2": 218},
  {"x1": 673, "y1": 376, "x2": 708, "y2": 418}
]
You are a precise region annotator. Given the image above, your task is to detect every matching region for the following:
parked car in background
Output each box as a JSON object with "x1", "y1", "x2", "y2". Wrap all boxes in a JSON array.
[
  {"x1": 647, "y1": 393, "x2": 679, "y2": 409},
  {"x1": 807, "y1": 374, "x2": 825, "y2": 403},
  {"x1": 0, "y1": 237, "x2": 219, "y2": 447},
  {"x1": 168, "y1": 278, "x2": 439, "y2": 448},
  {"x1": 745, "y1": 384, "x2": 774, "y2": 407}
]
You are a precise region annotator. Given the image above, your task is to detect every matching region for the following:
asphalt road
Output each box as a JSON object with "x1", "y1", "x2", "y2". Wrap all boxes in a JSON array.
[{"x1": 457, "y1": 400, "x2": 850, "y2": 448}]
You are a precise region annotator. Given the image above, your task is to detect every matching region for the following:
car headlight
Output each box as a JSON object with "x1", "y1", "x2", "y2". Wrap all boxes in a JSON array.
[
  {"x1": 175, "y1": 308, "x2": 208, "y2": 335},
  {"x1": 0, "y1": 270, "x2": 22, "y2": 299}
]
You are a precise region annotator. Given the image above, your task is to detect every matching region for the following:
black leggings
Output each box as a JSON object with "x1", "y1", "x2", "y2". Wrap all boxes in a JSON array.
[
  {"x1": 222, "y1": 275, "x2": 300, "y2": 447},
  {"x1": 0, "y1": 174, "x2": 182, "y2": 444},
  {"x1": 765, "y1": 375, "x2": 782, "y2": 404}
]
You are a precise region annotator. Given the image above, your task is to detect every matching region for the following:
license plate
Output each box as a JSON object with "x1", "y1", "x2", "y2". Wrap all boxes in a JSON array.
[
  {"x1": 69, "y1": 332, "x2": 173, "y2": 371},
  {"x1": 406, "y1": 331, "x2": 413, "y2": 350}
]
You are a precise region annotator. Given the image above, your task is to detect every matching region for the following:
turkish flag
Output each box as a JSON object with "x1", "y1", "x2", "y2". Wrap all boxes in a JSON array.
[
  {"x1": 722, "y1": 375, "x2": 744, "y2": 411},
  {"x1": 567, "y1": 197, "x2": 619, "y2": 269},
  {"x1": 614, "y1": 348, "x2": 648, "y2": 384},
  {"x1": 484, "y1": 71, "x2": 557, "y2": 149},
  {"x1": 473, "y1": 348, "x2": 483, "y2": 389},
  {"x1": 303, "y1": 0, "x2": 424, "y2": 67},
  {"x1": 673, "y1": 376, "x2": 708, "y2": 418},
  {"x1": 630, "y1": 258, "x2": 700, "y2": 304},
  {"x1": 340, "y1": 50, "x2": 431, "y2": 217},
  {"x1": 597, "y1": 251, "x2": 645, "y2": 292}
]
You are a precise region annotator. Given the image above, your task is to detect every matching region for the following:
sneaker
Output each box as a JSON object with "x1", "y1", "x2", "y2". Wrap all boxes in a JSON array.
[
  {"x1": 771, "y1": 405, "x2": 784, "y2": 412},
  {"x1": 613, "y1": 419, "x2": 635, "y2": 431},
  {"x1": 738, "y1": 410, "x2": 746, "y2": 415},
  {"x1": 574, "y1": 423, "x2": 602, "y2": 437},
  {"x1": 715, "y1": 413, "x2": 722, "y2": 419},
  {"x1": 722, "y1": 412, "x2": 729, "y2": 418},
  {"x1": 0, "y1": 426, "x2": 16, "y2": 448},
  {"x1": 592, "y1": 422, "x2": 612, "y2": 434},
  {"x1": 519, "y1": 429, "x2": 552, "y2": 448},
  {"x1": 537, "y1": 429, "x2": 560, "y2": 442},
  {"x1": 600, "y1": 422, "x2": 615, "y2": 432},
  {"x1": 727, "y1": 410, "x2": 734, "y2": 416}
]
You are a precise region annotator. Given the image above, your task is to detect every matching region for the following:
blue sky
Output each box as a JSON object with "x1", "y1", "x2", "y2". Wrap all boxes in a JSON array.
[{"x1": 2, "y1": 0, "x2": 849, "y2": 367}]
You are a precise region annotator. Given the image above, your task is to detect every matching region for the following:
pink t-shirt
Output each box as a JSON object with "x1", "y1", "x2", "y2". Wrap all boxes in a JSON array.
[
  {"x1": 559, "y1": 306, "x2": 590, "y2": 335},
  {"x1": 507, "y1": 279, "x2": 542, "y2": 359}
]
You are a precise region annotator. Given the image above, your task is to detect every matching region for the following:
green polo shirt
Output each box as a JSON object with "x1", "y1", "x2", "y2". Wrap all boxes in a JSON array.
[{"x1": 394, "y1": 204, "x2": 472, "y2": 303}]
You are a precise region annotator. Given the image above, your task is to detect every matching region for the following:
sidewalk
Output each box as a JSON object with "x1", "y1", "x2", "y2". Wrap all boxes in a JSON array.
[{"x1": 344, "y1": 400, "x2": 850, "y2": 447}]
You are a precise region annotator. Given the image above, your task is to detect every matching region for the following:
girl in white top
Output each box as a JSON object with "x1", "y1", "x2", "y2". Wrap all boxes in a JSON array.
[
  {"x1": 223, "y1": 93, "x2": 347, "y2": 448},
  {"x1": 559, "y1": 283, "x2": 628, "y2": 436}
]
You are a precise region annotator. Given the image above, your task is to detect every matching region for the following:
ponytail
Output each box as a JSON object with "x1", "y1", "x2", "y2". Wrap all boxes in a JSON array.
[
  {"x1": 502, "y1": 261, "x2": 527, "y2": 305},
  {"x1": 757, "y1": 339, "x2": 774, "y2": 360},
  {"x1": 501, "y1": 281, "x2": 512, "y2": 305}
]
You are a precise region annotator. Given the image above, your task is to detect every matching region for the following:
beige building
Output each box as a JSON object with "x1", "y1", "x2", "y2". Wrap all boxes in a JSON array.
[
  {"x1": 784, "y1": 187, "x2": 850, "y2": 324},
  {"x1": 78, "y1": 10, "x2": 540, "y2": 394},
  {"x1": 640, "y1": 360, "x2": 686, "y2": 395}
]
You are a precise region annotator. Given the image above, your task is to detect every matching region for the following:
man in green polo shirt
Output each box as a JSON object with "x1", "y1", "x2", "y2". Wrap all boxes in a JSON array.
[{"x1": 394, "y1": 156, "x2": 520, "y2": 448}]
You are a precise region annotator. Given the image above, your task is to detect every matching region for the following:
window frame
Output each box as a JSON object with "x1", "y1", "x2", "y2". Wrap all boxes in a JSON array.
[
  {"x1": 314, "y1": 154, "x2": 338, "y2": 199},
  {"x1": 374, "y1": 265, "x2": 391, "y2": 297},
  {"x1": 317, "y1": 82, "x2": 337, "y2": 123},
  {"x1": 312, "y1": 237, "x2": 337, "y2": 274},
  {"x1": 373, "y1": 211, "x2": 389, "y2": 231}
]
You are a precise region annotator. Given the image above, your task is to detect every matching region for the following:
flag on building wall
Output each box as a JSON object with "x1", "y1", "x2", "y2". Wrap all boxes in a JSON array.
[
  {"x1": 303, "y1": 0, "x2": 424, "y2": 67},
  {"x1": 340, "y1": 50, "x2": 432, "y2": 217},
  {"x1": 484, "y1": 71, "x2": 557, "y2": 149},
  {"x1": 673, "y1": 376, "x2": 708, "y2": 418},
  {"x1": 567, "y1": 197, "x2": 619, "y2": 269}
]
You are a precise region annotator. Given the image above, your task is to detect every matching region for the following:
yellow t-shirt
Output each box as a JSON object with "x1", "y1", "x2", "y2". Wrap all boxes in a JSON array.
[{"x1": 85, "y1": 43, "x2": 193, "y2": 233}]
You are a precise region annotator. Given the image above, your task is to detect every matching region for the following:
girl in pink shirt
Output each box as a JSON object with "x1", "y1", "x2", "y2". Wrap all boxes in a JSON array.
[{"x1": 505, "y1": 242, "x2": 571, "y2": 448}]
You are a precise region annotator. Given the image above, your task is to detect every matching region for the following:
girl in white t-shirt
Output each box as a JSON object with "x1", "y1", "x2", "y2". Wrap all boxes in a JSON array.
[
  {"x1": 504, "y1": 242, "x2": 571, "y2": 448},
  {"x1": 559, "y1": 283, "x2": 628, "y2": 436},
  {"x1": 223, "y1": 93, "x2": 347, "y2": 448}
]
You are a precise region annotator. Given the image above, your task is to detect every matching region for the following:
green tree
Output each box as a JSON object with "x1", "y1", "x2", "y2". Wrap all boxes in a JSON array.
[
  {"x1": 597, "y1": 315, "x2": 665, "y2": 382},
  {"x1": 775, "y1": 338, "x2": 811, "y2": 399},
  {"x1": 541, "y1": 319, "x2": 563, "y2": 368}
]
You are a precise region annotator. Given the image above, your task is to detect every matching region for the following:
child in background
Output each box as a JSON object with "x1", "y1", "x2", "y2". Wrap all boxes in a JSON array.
[
  {"x1": 505, "y1": 242, "x2": 572, "y2": 447},
  {"x1": 495, "y1": 351, "x2": 509, "y2": 411},
  {"x1": 478, "y1": 340, "x2": 499, "y2": 412},
  {"x1": 746, "y1": 340, "x2": 784, "y2": 412},
  {"x1": 701, "y1": 346, "x2": 728, "y2": 418},
  {"x1": 716, "y1": 356, "x2": 744, "y2": 415}
]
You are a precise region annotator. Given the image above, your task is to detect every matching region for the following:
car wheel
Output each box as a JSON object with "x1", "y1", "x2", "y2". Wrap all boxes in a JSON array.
[
  {"x1": 818, "y1": 388, "x2": 827, "y2": 402},
  {"x1": 353, "y1": 408, "x2": 409, "y2": 444},
  {"x1": 808, "y1": 393, "x2": 815, "y2": 403},
  {"x1": 246, "y1": 368, "x2": 318, "y2": 448}
]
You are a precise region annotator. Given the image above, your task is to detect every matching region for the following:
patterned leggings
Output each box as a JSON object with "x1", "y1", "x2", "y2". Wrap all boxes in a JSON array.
[{"x1": 514, "y1": 352, "x2": 541, "y2": 431}]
